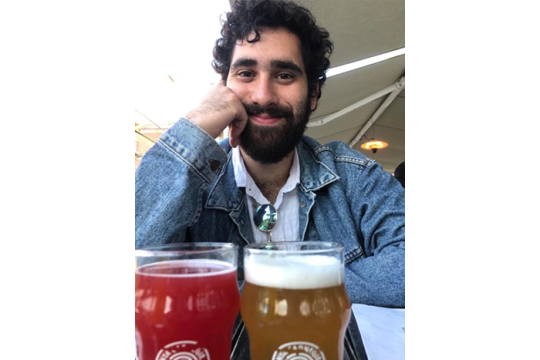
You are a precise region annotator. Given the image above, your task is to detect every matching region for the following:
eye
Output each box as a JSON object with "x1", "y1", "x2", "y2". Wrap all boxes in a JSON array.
[
  {"x1": 237, "y1": 70, "x2": 254, "y2": 78},
  {"x1": 277, "y1": 73, "x2": 294, "y2": 80},
  {"x1": 278, "y1": 74, "x2": 294, "y2": 80}
]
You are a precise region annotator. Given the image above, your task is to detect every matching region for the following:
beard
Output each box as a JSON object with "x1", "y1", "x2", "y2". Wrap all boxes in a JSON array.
[{"x1": 239, "y1": 97, "x2": 311, "y2": 164}]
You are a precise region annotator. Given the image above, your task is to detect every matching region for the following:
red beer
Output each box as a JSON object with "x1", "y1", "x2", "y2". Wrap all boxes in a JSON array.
[{"x1": 135, "y1": 244, "x2": 240, "y2": 360}]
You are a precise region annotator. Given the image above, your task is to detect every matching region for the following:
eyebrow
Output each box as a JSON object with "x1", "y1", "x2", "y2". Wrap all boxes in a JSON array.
[
  {"x1": 230, "y1": 58, "x2": 258, "y2": 69},
  {"x1": 230, "y1": 57, "x2": 304, "y2": 76},
  {"x1": 271, "y1": 60, "x2": 304, "y2": 76}
]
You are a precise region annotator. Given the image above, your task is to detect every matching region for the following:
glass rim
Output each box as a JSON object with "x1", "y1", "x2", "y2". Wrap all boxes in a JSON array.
[
  {"x1": 135, "y1": 242, "x2": 236, "y2": 257},
  {"x1": 244, "y1": 241, "x2": 344, "y2": 255}
]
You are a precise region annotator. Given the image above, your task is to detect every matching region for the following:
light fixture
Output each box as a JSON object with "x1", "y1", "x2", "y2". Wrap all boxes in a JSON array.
[
  {"x1": 361, "y1": 140, "x2": 388, "y2": 153},
  {"x1": 326, "y1": 48, "x2": 405, "y2": 78},
  {"x1": 360, "y1": 125, "x2": 389, "y2": 154}
]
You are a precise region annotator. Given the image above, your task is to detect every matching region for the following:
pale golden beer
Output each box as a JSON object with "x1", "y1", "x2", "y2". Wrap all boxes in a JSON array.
[{"x1": 241, "y1": 242, "x2": 351, "y2": 360}]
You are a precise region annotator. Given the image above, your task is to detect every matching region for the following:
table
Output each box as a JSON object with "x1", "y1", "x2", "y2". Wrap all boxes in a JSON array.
[{"x1": 352, "y1": 304, "x2": 405, "y2": 360}]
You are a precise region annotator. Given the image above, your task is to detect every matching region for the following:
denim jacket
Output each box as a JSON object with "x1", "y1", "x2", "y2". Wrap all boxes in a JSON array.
[{"x1": 136, "y1": 118, "x2": 405, "y2": 308}]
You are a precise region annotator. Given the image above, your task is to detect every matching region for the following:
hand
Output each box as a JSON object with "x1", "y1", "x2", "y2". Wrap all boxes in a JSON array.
[{"x1": 185, "y1": 81, "x2": 248, "y2": 148}]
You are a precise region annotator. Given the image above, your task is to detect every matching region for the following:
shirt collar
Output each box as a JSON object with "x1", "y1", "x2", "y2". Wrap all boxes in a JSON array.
[
  {"x1": 206, "y1": 137, "x2": 340, "y2": 211},
  {"x1": 232, "y1": 146, "x2": 248, "y2": 188},
  {"x1": 232, "y1": 147, "x2": 300, "y2": 205}
]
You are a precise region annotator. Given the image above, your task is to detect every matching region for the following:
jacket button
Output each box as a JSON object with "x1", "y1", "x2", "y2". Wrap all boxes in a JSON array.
[{"x1": 209, "y1": 159, "x2": 221, "y2": 172}]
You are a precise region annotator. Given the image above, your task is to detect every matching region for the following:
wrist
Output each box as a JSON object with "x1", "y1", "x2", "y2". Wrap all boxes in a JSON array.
[{"x1": 185, "y1": 113, "x2": 222, "y2": 139}]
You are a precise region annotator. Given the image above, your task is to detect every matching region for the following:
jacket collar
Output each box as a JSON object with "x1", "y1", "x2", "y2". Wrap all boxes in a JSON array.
[{"x1": 205, "y1": 136, "x2": 339, "y2": 211}]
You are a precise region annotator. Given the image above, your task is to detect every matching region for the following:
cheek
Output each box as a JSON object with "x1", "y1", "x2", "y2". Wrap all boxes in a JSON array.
[
  {"x1": 289, "y1": 89, "x2": 310, "y2": 111},
  {"x1": 225, "y1": 80, "x2": 248, "y2": 100}
]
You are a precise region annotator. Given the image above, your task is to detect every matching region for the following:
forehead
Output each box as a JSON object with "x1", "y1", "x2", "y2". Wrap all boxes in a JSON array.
[{"x1": 230, "y1": 27, "x2": 305, "y2": 71}]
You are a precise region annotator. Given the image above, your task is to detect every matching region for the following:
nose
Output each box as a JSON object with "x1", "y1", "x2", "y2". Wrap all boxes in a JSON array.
[{"x1": 250, "y1": 76, "x2": 278, "y2": 108}]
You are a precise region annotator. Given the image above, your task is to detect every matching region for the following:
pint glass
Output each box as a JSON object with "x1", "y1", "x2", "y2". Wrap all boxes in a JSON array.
[
  {"x1": 135, "y1": 243, "x2": 240, "y2": 360},
  {"x1": 241, "y1": 242, "x2": 351, "y2": 360}
]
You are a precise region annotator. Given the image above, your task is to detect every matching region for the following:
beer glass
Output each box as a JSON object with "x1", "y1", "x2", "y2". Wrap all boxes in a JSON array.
[
  {"x1": 241, "y1": 242, "x2": 351, "y2": 360},
  {"x1": 135, "y1": 243, "x2": 240, "y2": 360}
]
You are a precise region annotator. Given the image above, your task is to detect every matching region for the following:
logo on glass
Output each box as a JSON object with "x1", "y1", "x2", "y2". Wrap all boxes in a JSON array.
[
  {"x1": 271, "y1": 341, "x2": 326, "y2": 360},
  {"x1": 155, "y1": 340, "x2": 210, "y2": 360}
]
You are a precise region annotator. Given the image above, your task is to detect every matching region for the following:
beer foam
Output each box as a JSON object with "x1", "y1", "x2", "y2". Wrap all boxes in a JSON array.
[{"x1": 244, "y1": 255, "x2": 344, "y2": 289}]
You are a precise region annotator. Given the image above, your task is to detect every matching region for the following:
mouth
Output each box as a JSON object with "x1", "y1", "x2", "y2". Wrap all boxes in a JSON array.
[{"x1": 250, "y1": 114, "x2": 284, "y2": 126}]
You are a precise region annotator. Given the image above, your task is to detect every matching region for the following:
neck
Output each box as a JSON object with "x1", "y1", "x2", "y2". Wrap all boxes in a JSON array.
[{"x1": 240, "y1": 147, "x2": 294, "y2": 205}]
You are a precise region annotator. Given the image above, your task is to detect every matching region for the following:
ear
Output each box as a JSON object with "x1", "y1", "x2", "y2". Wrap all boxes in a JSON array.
[{"x1": 310, "y1": 83, "x2": 320, "y2": 111}]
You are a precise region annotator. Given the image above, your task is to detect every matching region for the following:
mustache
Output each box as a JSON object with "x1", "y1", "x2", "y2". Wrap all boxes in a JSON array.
[{"x1": 242, "y1": 102, "x2": 293, "y2": 119}]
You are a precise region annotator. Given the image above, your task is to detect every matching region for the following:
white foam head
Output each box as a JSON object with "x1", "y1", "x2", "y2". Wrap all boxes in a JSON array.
[{"x1": 244, "y1": 254, "x2": 344, "y2": 289}]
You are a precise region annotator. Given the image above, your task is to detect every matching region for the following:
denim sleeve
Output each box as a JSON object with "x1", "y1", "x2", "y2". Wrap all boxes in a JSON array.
[
  {"x1": 346, "y1": 161, "x2": 405, "y2": 308},
  {"x1": 135, "y1": 118, "x2": 228, "y2": 248}
]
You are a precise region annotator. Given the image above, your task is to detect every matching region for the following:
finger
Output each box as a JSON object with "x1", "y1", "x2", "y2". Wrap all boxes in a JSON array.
[
  {"x1": 229, "y1": 120, "x2": 243, "y2": 148},
  {"x1": 229, "y1": 123, "x2": 238, "y2": 148}
]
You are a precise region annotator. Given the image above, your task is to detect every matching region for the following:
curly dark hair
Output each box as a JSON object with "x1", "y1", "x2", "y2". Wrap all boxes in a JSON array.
[{"x1": 212, "y1": 0, "x2": 334, "y2": 105}]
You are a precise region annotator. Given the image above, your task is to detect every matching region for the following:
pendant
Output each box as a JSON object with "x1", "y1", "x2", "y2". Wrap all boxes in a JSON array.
[{"x1": 254, "y1": 203, "x2": 278, "y2": 232}]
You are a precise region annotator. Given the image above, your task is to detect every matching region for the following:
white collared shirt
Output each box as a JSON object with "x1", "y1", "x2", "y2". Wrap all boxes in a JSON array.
[{"x1": 232, "y1": 147, "x2": 300, "y2": 243}]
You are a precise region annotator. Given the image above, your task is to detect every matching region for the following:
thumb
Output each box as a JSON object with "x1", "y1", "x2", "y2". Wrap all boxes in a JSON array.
[{"x1": 229, "y1": 120, "x2": 247, "y2": 148}]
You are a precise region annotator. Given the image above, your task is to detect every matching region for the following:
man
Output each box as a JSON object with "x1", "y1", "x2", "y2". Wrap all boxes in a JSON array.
[
  {"x1": 394, "y1": 161, "x2": 405, "y2": 188},
  {"x1": 135, "y1": 0, "x2": 405, "y2": 307}
]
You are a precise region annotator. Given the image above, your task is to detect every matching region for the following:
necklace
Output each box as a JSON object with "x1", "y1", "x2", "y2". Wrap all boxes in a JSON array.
[{"x1": 252, "y1": 202, "x2": 278, "y2": 242}]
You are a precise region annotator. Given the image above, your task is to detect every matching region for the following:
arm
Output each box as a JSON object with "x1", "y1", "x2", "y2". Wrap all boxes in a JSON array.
[
  {"x1": 135, "y1": 83, "x2": 248, "y2": 248},
  {"x1": 346, "y1": 162, "x2": 405, "y2": 308},
  {"x1": 135, "y1": 119, "x2": 228, "y2": 248}
]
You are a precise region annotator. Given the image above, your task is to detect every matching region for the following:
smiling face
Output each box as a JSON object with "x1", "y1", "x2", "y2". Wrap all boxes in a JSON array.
[{"x1": 226, "y1": 27, "x2": 317, "y2": 164}]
